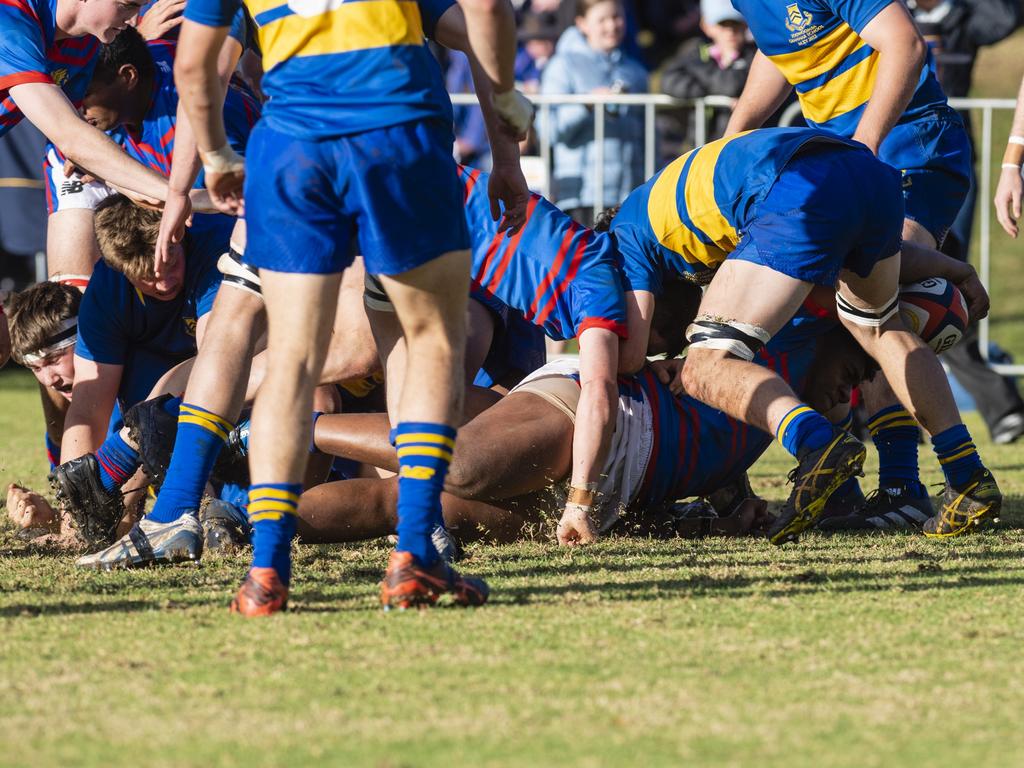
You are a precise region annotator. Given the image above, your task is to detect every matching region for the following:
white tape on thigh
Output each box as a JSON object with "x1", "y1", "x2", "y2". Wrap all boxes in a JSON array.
[
  {"x1": 363, "y1": 272, "x2": 394, "y2": 313},
  {"x1": 835, "y1": 289, "x2": 900, "y2": 328}
]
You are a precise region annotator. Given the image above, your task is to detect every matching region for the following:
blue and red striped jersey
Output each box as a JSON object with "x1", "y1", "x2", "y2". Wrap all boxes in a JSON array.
[
  {"x1": 0, "y1": 0, "x2": 98, "y2": 137},
  {"x1": 461, "y1": 164, "x2": 628, "y2": 341}
]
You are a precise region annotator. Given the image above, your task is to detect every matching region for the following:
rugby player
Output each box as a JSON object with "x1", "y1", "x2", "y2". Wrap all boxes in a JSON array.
[
  {"x1": 176, "y1": 0, "x2": 531, "y2": 614},
  {"x1": 291, "y1": 307, "x2": 873, "y2": 546},
  {"x1": 368, "y1": 162, "x2": 631, "y2": 546},
  {"x1": 994, "y1": 71, "x2": 1024, "y2": 239},
  {"x1": 723, "y1": 0, "x2": 974, "y2": 527},
  {"x1": 609, "y1": 127, "x2": 999, "y2": 544}
]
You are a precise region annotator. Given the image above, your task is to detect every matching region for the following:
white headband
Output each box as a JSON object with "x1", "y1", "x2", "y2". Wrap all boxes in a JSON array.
[{"x1": 19, "y1": 317, "x2": 78, "y2": 365}]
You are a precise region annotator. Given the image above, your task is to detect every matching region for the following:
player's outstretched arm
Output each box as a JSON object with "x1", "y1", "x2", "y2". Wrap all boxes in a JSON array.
[
  {"x1": 995, "y1": 74, "x2": 1024, "y2": 238},
  {"x1": 10, "y1": 82, "x2": 167, "y2": 203},
  {"x1": 175, "y1": 19, "x2": 243, "y2": 215},
  {"x1": 850, "y1": 2, "x2": 927, "y2": 154},
  {"x1": 435, "y1": 3, "x2": 530, "y2": 231},
  {"x1": 156, "y1": 33, "x2": 243, "y2": 275},
  {"x1": 59, "y1": 357, "x2": 122, "y2": 463},
  {"x1": 723, "y1": 51, "x2": 793, "y2": 136},
  {"x1": 557, "y1": 327, "x2": 619, "y2": 546}
]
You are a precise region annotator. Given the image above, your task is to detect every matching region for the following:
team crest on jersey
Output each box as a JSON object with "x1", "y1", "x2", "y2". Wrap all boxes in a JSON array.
[
  {"x1": 50, "y1": 68, "x2": 69, "y2": 86},
  {"x1": 184, "y1": 317, "x2": 197, "y2": 336},
  {"x1": 784, "y1": 3, "x2": 813, "y2": 32}
]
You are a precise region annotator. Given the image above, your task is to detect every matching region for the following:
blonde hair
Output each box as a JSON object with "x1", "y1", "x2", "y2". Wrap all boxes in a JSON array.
[{"x1": 94, "y1": 194, "x2": 162, "y2": 281}]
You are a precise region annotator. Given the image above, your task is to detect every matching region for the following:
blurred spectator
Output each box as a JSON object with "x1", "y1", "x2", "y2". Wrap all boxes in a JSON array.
[
  {"x1": 540, "y1": 0, "x2": 648, "y2": 225},
  {"x1": 660, "y1": 0, "x2": 756, "y2": 147},
  {"x1": 634, "y1": 0, "x2": 701, "y2": 67},
  {"x1": 912, "y1": 0, "x2": 1024, "y2": 444},
  {"x1": 516, "y1": 11, "x2": 561, "y2": 91}
]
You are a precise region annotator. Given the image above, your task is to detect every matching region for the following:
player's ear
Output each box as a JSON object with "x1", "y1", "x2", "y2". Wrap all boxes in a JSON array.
[{"x1": 120, "y1": 63, "x2": 138, "y2": 89}]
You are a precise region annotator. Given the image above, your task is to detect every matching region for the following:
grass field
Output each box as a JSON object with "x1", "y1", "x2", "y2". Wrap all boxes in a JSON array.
[{"x1": 3, "y1": 31, "x2": 1024, "y2": 768}]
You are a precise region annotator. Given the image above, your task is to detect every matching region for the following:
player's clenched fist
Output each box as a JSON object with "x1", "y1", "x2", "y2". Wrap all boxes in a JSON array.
[
  {"x1": 199, "y1": 144, "x2": 246, "y2": 216},
  {"x1": 557, "y1": 502, "x2": 598, "y2": 546}
]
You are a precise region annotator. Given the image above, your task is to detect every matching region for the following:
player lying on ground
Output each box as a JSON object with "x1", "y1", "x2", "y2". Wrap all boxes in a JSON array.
[
  {"x1": 293, "y1": 308, "x2": 876, "y2": 547},
  {"x1": 608, "y1": 127, "x2": 998, "y2": 545}
]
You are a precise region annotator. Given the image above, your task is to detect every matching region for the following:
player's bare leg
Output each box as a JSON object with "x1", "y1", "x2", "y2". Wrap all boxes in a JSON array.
[
  {"x1": 234, "y1": 269, "x2": 342, "y2": 616},
  {"x1": 836, "y1": 256, "x2": 1000, "y2": 537},
  {"x1": 373, "y1": 248, "x2": 487, "y2": 609},
  {"x1": 682, "y1": 259, "x2": 867, "y2": 544}
]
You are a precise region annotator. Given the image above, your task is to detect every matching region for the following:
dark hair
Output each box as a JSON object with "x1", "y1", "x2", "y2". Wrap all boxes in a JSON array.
[
  {"x1": 91, "y1": 27, "x2": 155, "y2": 87},
  {"x1": 593, "y1": 205, "x2": 621, "y2": 233},
  {"x1": 651, "y1": 278, "x2": 703, "y2": 359},
  {"x1": 7, "y1": 282, "x2": 81, "y2": 363}
]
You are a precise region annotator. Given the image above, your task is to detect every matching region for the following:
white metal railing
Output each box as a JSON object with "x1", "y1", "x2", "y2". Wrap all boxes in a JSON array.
[{"x1": 450, "y1": 92, "x2": 1022, "y2": 374}]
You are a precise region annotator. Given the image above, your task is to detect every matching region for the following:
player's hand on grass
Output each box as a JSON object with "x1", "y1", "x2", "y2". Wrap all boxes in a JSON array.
[
  {"x1": 650, "y1": 357, "x2": 686, "y2": 395},
  {"x1": 6, "y1": 484, "x2": 60, "y2": 534},
  {"x1": 155, "y1": 190, "x2": 192, "y2": 277},
  {"x1": 557, "y1": 502, "x2": 598, "y2": 546},
  {"x1": 489, "y1": 159, "x2": 529, "y2": 234},
  {"x1": 994, "y1": 165, "x2": 1022, "y2": 239},
  {"x1": 133, "y1": 0, "x2": 185, "y2": 41}
]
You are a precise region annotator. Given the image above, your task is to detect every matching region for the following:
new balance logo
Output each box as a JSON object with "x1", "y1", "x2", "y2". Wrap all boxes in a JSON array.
[{"x1": 60, "y1": 180, "x2": 84, "y2": 195}]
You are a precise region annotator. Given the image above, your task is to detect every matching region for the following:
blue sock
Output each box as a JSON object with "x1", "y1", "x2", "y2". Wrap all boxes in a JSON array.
[
  {"x1": 932, "y1": 424, "x2": 984, "y2": 489},
  {"x1": 94, "y1": 432, "x2": 140, "y2": 493},
  {"x1": 867, "y1": 406, "x2": 926, "y2": 497},
  {"x1": 248, "y1": 483, "x2": 301, "y2": 586},
  {"x1": 830, "y1": 411, "x2": 862, "y2": 500},
  {"x1": 147, "y1": 402, "x2": 234, "y2": 524},
  {"x1": 44, "y1": 432, "x2": 59, "y2": 471},
  {"x1": 776, "y1": 405, "x2": 834, "y2": 459},
  {"x1": 393, "y1": 421, "x2": 456, "y2": 566}
]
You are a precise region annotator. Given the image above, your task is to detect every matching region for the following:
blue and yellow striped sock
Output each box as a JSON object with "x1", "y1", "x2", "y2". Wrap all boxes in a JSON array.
[
  {"x1": 776, "y1": 405, "x2": 834, "y2": 459},
  {"x1": 867, "y1": 406, "x2": 926, "y2": 497},
  {"x1": 248, "y1": 483, "x2": 300, "y2": 586},
  {"x1": 932, "y1": 424, "x2": 984, "y2": 489},
  {"x1": 147, "y1": 402, "x2": 235, "y2": 524},
  {"x1": 831, "y1": 411, "x2": 862, "y2": 500},
  {"x1": 94, "y1": 431, "x2": 140, "y2": 493},
  {"x1": 393, "y1": 421, "x2": 456, "y2": 566}
]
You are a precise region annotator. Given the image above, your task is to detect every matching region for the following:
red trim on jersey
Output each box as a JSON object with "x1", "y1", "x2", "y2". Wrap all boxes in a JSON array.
[
  {"x1": 460, "y1": 164, "x2": 482, "y2": 204},
  {"x1": 576, "y1": 317, "x2": 629, "y2": 339},
  {"x1": 0, "y1": 0, "x2": 40, "y2": 23},
  {"x1": 0, "y1": 71, "x2": 52, "y2": 91}
]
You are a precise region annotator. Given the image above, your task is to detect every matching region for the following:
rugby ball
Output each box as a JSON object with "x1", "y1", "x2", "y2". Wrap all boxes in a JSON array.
[{"x1": 898, "y1": 277, "x2": 969, "y2": 354}]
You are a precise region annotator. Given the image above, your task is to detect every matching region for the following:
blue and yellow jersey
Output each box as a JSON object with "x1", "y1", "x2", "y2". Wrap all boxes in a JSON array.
[
  {"x1": 461, "y1": 165, "x2": 628, "y2": 341},
  {"x1": 732, "y1": 0, "x2": 948, "y2": 135},
  {"x1": 611, "y1": 127, "x2": 857, "y2": 294},
  {"x1": 0, "y1": 0, "x2": 98, "y2": 137},
  {"x1": 184, "y1": 0, "x2": 455, "y2": 139},
  {"x1": 75, "y1": 214, "x2": 232, "y2": 407}
]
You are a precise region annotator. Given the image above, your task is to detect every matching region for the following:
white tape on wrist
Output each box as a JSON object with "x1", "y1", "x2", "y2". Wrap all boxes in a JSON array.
[
  {"x1": 200, "y1": 144, "x2": 245, "y2": 176},
  {"x1": 1002, "y1": 163, "x2": 1022, "y2": 170},
  {"x1": 1009, "y1": 136, "x2": 1024, "y2": 146},
  {"x1": 492, "y1": 88, "x2": 534, "y2": 135}
]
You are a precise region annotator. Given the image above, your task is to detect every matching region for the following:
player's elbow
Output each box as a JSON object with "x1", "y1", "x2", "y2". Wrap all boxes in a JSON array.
[{"x1": 906, "y1": 33, "x2": 927, "y2": 71}]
